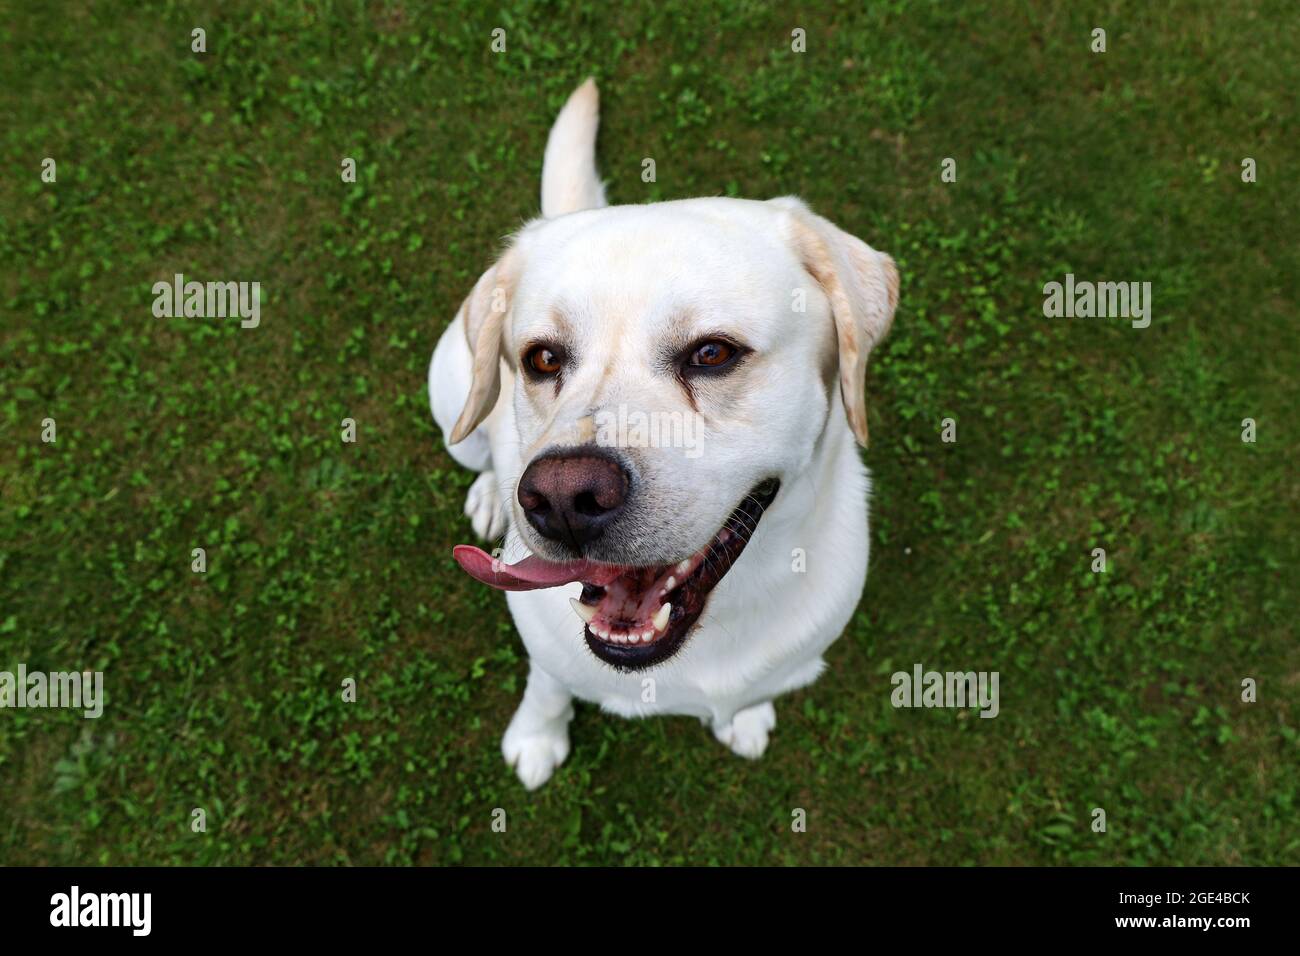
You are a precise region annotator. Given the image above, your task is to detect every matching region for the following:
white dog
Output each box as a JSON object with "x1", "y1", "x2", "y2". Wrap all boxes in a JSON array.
[{"x1": 429, "y1": 78, "x2": 898, "y2": 789}]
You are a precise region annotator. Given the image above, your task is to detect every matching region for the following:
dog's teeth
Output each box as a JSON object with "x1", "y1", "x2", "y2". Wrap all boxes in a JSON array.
[
  {"x1": 570, "y1": 597, "x2": 597, "y2": 624},
  {"x1": 653, "y1": 602, "x2": 671, "y2": 633},
  {"x1": 626, "y1": 632, "x2": 640, "y2": 644},
  {"x1": 677, "y1": 560, "x2": 691, "y2": 574},
  {"x1": 614, "y1": 631, "x2": 628, "y2": 644},
  {"x1": 595, "y1": 626, "x2": 609, "y2": 640},
  {"x1": 664, "y1": 575, "x2": 677, "y2": 592}
]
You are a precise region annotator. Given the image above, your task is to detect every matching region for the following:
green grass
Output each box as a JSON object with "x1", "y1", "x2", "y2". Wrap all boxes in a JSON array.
[{"x1": 1, "y1": 0, "x2": 1296, "y2": 865}]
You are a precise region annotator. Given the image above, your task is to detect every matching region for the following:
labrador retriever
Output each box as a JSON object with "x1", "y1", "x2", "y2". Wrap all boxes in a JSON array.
[{"x1": 429, "y1": 78, "x2": 898, "y2": 789}]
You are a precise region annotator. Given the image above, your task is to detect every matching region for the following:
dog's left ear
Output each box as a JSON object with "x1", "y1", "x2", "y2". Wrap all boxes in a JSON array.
[
  {"x1": 772, "y1": 197, "x2": 899, "y2": 447},
  {"x1": 448, "y1": 244, "x2": 523, "y2": 445}
]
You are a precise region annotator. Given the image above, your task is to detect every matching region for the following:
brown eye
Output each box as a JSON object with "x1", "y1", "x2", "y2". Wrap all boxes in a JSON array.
[
  {"x1": 526, "y1": 345, "x2": 562, "y2": 375},
  {"x1": 688, "y1": 340, "x2": 736, "y2": 368}
]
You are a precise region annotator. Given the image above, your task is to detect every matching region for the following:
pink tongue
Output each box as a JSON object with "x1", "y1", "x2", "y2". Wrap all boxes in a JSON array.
[{"x1": 452, "y1": 545, "x2": 625, "y2": 592}]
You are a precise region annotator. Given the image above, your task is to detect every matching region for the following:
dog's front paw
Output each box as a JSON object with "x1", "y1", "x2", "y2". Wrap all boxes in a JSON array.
[
  {"x1": 464, "y1": 471, "x2": 507, "y2": 541},
  {"x1": 713, "y1": 701, "x2": 776, "y2": 760},
  {"x1": 502, "y1": 715, "x2": 571, "y2": 790}
]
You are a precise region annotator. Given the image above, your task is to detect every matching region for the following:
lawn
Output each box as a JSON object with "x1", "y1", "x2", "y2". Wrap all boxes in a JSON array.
[{"x1": 1, "y1": 0, "x2": 1296, "y2": 865}]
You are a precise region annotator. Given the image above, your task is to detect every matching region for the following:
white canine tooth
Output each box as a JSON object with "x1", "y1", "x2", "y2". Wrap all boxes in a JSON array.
[
  {"x1": 653, "y1": 602, "x2": 671, "y2": 633},
  {"x1": 676, "y1": 560, "x2": 691, "y2": 574},
  {"x1": 665, "y1": 575, "x2": 677, "y2": 591},
  {"x1": 570, "y1": 597, "x2": 597, "y2": 624}
]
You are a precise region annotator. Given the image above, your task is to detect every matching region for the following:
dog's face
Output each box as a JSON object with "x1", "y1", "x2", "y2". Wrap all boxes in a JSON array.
[
  {"x1": 450, "y1": 197, "x2": 897, "y2": 669},
  {"x1": 510, "y1": 199, "x2": 836, "y2": 564}
]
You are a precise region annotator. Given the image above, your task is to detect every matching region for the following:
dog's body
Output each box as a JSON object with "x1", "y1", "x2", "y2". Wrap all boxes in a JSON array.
[{"x1": 430, "y1": 79, "x2": 897, "y2": 788}]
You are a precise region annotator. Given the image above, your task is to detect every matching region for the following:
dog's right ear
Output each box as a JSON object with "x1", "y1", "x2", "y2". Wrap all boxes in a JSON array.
[
  {"x1": 448, "y1": 245, "x2": 523, "y2": 445},
  {"x1": 770, "y1": 196, "x2": 899, "y2": 448}
]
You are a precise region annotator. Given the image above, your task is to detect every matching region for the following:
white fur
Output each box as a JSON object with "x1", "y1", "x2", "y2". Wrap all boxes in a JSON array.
[
  {"x1": 540, "y1": 77, "x2": 607, "y2": 218},
  {"x1": 429, "y1": 80, "x2": 889, "y2": 789}
]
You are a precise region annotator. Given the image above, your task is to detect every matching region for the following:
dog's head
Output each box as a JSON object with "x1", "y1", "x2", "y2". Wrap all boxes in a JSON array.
[{"x1": 451, "y1": 196, "x2": 898, "y2": 669}]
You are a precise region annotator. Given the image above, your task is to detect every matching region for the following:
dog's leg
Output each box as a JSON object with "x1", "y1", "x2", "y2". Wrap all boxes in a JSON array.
[
  {"x1": 712, "y1": 700, "x2": 777, "y2": 760},
  {"x1": 463, "y1": 471, "x2": 506, "y2": 541},
  {"x1": 429, "y1": 310, "x2": 506, "y2": 541},
  {"x1": 502, "y1": 663, "x2": 574, "y2": 790}
]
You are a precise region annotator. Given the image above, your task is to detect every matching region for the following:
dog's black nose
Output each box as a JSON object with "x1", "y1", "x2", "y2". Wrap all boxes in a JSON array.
[{"x1": 517, "y1": 451, "x2": 630, "y2": 550}]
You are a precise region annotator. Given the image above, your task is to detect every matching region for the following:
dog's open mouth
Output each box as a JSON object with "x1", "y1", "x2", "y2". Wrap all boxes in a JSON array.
[{"x1": 452, "y1": 479, "x2": 780, "y2": 669}]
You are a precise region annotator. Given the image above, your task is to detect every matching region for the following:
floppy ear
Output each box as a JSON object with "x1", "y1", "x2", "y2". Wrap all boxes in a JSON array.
[
  {"x1": 448, "y1": 246, "x2": 522, "y2": 445},
  {"x1": 774, "y1": 197, "x2": 899, "y2": 447}
]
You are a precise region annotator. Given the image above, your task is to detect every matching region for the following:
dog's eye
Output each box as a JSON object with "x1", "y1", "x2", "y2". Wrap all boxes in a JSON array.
[
  {"x1": 525, "y1": 345, "x2": 562, "y2": 376},
  {"x1": 687, "y1": 340, "x2": 737, "y2": 369}
]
